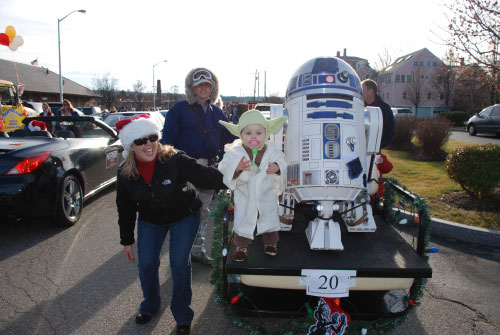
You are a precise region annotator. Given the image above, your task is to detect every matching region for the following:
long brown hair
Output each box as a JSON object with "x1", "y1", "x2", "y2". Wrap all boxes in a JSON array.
[{"x1": 121, "y1": 143, "x2": 177, "y2": 179}]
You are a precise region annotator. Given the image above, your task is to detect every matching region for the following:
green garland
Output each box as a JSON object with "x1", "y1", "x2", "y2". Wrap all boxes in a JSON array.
[{"x1": 210, "y1": 182, "x2": 432, "y2": 334}]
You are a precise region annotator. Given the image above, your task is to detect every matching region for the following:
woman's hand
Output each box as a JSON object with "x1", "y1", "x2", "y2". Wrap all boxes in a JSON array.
[
  {"x1": 236, "y1": 156, "x2": 251, "y2": 172},
  {"x1": 266, "y1": 162, "x2": 280, "y2": 174},
  {"x1": 123, "y1": 245, "x2": 135, "y2": 262}
]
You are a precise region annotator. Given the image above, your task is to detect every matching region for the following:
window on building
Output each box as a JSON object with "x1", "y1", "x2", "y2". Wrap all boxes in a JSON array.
[
  {"x1": 426, "y1": 61, "x2": 431, "y2": 67},
  {"x1": 427, "y1": 92, "x2": 432, "y2": 99},
  {"x1": 403, "y1": 92, "x2": 407, "y2": 99},
  {"x1": 407, "y1": 75, "x2": 413, "y2": 83},
  {"x1": 419, "y1": 61, "x2": 424, "y2": 66},
  {"x1": 387, "y1": 76, "x2": 391, "y2": 83},
  {"x1": 440, "y1": 93, "x2": 444, "y2": 100},
  {"x1": 401, "y1": 75, "x2": 405, "y2": 83},
  {"x1": 433, "y1": 62, "x2": 437, "y2": 67},
  {"x1": 414, "y1": 61, "x2": 418, "y2": 66},
  {"x1": 395, "y1": 75, "x2": 401, "y2": 83}
]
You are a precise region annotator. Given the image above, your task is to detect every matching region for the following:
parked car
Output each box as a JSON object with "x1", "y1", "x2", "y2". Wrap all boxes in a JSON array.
[
  {"x1": 103, "y1": 111, "x2": 165, "y2": 131},
  {"x1": 78, "y1": 106, "x2": 102, "y2": 116},
  {"x1": 254, "y1": 103, "x2": 282, "y2": 120},
  {"x1": 391, "y1": 108, "x2": 413, "y2": 117},
  {"x1": 466, "y1": 104, "x2": 500, "y2": 136},
  {"x1": 23, "y1": 101, "x2": 43, "y2": 114},
  {"x1": 159, "y1": 110, "x2": 169, "y2": 119},
  {"x1": 0, "y1": 115, "x2": 123, "y2": 226}
]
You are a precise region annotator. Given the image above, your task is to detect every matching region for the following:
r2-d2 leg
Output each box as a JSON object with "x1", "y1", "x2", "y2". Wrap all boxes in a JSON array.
[{"x1": 305, "y1": 201, "x2": 344, "y2": 250}]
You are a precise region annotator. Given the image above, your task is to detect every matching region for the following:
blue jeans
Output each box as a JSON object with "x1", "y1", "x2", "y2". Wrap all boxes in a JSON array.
[{"x1": 137, "y1": 211, "x2": 200, "y2": 325}]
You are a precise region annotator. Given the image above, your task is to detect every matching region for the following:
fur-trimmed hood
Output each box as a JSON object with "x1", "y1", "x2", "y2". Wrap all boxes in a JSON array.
[{"x1": 185, "y1": 67, "x2": 220, "y2": 105}]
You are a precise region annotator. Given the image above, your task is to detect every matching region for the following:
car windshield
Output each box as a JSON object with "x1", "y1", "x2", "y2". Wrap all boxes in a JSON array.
[
  {"x1": 104, "y1": 112, "x2": 165, "y2": 129},
  {"x1": 103, "y1": 113, "x2": 143, "y2": 128},
  {"x1": 479, "y1": 107, "x2": 492, "y2": 117},
  {"x1": 14, "y1": 116, "x2": 115, "y2": 139}
]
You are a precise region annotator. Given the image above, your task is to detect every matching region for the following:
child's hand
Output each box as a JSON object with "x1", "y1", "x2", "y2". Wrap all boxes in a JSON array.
[
  {"x1": 266, "y1": 162, "x2": 280, "y2": 174},
  {"x1": 236, "y1": 156, "x2": 251, "y2": 172}
]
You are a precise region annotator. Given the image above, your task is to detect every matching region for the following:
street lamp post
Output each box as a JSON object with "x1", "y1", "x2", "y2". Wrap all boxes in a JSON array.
[
  {"x1": 58, "y1": 9, "x2": 86, "y2": 103},
  {"x1": 153, "y1": 60, "x2": 167, "y2": 110}
]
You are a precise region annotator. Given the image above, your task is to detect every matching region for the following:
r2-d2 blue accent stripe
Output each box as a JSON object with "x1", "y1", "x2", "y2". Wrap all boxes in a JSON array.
[
  {"x1": 307, "y1": 101, "x2": 353, "y2": 109},
  {"x1": 307, "y1": 111, "x2": 354, "y2": 119}
]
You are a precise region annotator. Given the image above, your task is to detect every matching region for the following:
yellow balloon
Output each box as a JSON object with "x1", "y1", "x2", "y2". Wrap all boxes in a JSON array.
[{"x1": 5, "y1": 26, "x2": 16, "y2": 42}]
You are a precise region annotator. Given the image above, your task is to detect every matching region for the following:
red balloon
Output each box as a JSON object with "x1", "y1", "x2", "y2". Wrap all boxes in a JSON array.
[{"x1": 0, "y1": 33, "x2": 9, "y2": 46}]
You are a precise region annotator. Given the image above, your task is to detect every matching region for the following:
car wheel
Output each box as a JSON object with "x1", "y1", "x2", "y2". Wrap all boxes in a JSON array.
[
  {"x1": 468, "y1": 124, "x2": 477, "y2": 136},
  {"x1": 55, "y1": 175, "x2": 83, "y2": 227}
]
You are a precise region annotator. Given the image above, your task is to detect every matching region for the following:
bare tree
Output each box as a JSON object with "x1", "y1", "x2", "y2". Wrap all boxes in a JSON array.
[
  {"x1": 445, "y1": 0, "x2": 500, "y2": 103},
  {"x1": 374, "y1": 47, "x2": 394, "y2": 72},
  {"x1": 430, "y1": 50, "x2": 458, "y2": 109},
  {"x1": 92, "y1": 74, "x2": 119, "y2": 110},
  {"x1": 445, "y1": 0, "x2": 500, "y2": 72},
  {"x1": 132, "y1": 80, "x2": 146, "y2": 110},
  {"x1": 404, "y1": 66, "x2": 426, "y2": 116},
  {"x1": 265, "y1": 94, "x2": 284, "y2": 104}
]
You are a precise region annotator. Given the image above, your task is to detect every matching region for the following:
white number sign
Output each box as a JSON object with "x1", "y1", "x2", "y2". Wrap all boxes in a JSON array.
[{"x1": 300, "y1": 269, "x2": 357, "y2": 298}]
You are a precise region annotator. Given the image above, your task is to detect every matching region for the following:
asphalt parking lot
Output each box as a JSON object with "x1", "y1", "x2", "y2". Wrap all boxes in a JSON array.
[{"x1": 0, "y1": 187, "x2": 499, "y2": 334}]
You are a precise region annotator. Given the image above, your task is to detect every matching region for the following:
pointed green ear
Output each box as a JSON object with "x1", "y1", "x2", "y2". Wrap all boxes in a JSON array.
[
  {"x1": 219, "y1": 120, "x2": 241, "y2": 137},
  {"x1": 267, "y1": 116, "x2": 287, "y2": 134}
]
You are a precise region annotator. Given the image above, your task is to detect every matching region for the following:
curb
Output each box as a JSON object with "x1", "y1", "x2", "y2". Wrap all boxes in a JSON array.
[
  {"x1": 394, "y1": 209, "x2": 500, "y2": 249},
  {"x1": 430, "y1": 216, "x2": 500, "y2": 249}
]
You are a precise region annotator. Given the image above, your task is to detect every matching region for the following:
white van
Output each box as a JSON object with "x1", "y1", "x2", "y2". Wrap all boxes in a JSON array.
[{"x1": 391, "y1": 108, "x2": 413, "y2": 117}]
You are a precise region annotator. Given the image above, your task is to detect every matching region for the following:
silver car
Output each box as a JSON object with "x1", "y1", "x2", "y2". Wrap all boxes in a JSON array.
[{"x1": 466, "y1": 104, "x2": 500, "y2": 136}]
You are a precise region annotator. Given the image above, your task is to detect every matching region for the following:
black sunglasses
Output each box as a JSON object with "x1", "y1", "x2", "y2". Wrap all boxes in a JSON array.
[{"x1": 133, "y1": 134, "x2": 159, "y2": 146}]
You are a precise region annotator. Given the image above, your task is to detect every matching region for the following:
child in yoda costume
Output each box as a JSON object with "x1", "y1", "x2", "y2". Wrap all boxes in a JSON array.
[{"x1": 218, "y1": 110, "x2": 287, "y2": 262}]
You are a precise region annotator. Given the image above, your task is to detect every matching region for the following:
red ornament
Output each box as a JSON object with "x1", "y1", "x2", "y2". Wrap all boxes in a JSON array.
[{"x1": 408, "y1": 299, "x2": 415, "y2": 306}]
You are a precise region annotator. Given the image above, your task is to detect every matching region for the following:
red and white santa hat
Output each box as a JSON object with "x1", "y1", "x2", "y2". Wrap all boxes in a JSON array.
[
  {"x1": 115, "y1": 114, "x2": 161, "y2": 158},
  {"x1": 28, "y1": 120, "x2": 47, "y2": 132}
]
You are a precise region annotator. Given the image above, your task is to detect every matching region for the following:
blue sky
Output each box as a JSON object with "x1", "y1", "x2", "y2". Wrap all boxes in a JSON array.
[{"x1": 0, "y1": 0, "x2": 450, "y2": 98}]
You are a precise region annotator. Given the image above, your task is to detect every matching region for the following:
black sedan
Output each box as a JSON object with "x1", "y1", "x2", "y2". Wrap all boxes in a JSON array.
[
  {"x1": 466, "y1": 104, "x2": 500, "y2": 136},
  {"x1": 0, "y1": 116, "x2": 123, "y2": 226}
]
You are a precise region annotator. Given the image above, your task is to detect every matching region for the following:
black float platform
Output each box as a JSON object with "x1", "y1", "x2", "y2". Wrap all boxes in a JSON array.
[{"x1": 224, "y1": 206, "x2": 432, "y2": 318}]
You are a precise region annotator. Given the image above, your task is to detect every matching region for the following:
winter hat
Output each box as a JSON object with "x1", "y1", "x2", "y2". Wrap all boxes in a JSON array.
[
  {"x1": 28, "y1": 120, "x2": 47, "y2": 132},
  {"x1": 185, "y1": 67, "x2": 220, "y2": 105},
  {"x1": 115, "y1": 114, "x2": 161, "y2": 158},
  {"x1": 219, "y1": 109, "x2": 287, "y2": 149}
]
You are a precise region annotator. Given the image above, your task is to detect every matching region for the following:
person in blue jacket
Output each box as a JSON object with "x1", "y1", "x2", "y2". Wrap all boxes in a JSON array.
[{"x1": 161, "y1": 67, "x2": 236, "y2": 266}]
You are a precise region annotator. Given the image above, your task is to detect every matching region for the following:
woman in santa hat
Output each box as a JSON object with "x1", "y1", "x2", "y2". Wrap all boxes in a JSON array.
[{"x1": 115, "y1": 114, "x2": 225, "y2": 335}]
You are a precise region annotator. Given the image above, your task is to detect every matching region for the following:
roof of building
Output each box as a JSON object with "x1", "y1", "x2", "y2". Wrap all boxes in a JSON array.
[
  {"x1": 379, "y1": 48, "x2": 435, "y2": 74},
  {"x1": 0, "y1": 58, "x2": 96, "y2": 97}
]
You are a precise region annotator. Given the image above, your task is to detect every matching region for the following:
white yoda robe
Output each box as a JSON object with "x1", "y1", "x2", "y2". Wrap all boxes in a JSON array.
[{"x1": 218, "y1": 140, "x2": 287, "y2": 240}]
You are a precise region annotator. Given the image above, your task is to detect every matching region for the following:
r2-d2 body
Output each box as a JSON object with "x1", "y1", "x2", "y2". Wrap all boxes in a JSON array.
[{"x1": 281, "y1": 57, "x2": 383, "y2": 250}]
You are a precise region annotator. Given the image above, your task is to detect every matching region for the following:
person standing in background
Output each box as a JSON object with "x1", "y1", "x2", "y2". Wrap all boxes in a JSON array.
[
  {"x1": 161, "y1": 67, "x2": 236, "y2": 266},
  {"x1": 361, "y1": 79, "x2": 395, "y2": 149}
]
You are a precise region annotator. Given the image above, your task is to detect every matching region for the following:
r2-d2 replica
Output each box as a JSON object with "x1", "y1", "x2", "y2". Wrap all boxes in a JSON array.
[{"x1": 281, "y1": 57, "x2": 383, "y2": 250}]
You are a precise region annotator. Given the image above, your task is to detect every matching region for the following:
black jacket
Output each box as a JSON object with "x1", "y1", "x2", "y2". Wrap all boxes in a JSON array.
[
  {"x1": 116, "y1": 151, "x2": 226, "y2": 245},
  {"x1": 366, "y1": 94, "x2": 396, "y2": 149}
]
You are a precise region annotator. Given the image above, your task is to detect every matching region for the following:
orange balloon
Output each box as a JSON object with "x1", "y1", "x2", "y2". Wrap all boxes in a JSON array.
[{"x1": 5, "y1": 26, "x2": 16, "y2": 42}]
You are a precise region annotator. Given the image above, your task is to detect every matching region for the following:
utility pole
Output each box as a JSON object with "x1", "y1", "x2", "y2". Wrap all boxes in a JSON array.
[
  {"x1": 253, "y1": 70, "x2": 258, "y2": 102},
  {"x1": 264, "y1": 71, "x2": 267, "y2": 101},
  {"x1": 257, "y1": 71, "x2": 260, "y2": 101}
]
